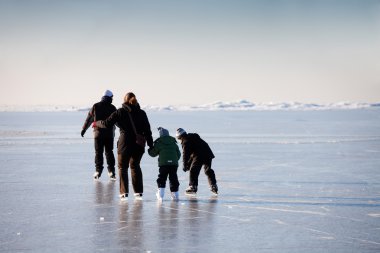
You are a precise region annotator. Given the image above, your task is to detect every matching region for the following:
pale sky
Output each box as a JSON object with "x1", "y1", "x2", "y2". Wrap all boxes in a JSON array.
[{"x1": 1, "y1": 0, "x2": 379, "y2": 107}]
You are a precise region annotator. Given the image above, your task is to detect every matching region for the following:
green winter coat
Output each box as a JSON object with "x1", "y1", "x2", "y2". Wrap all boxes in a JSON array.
[{"x1": 148, "y1": 136, "x2": 181, "y2": 166}]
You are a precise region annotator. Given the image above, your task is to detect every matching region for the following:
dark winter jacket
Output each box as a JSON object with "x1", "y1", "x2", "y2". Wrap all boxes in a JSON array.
[
  {"x1": 180, "y1": 133, "x2": 215, "y2": 170},
  {"x1": 96, "y1": 103, "x2": 153, "y2": 154},
  {"x1": 82, "y1": 96, "x2": 117, "y2": 138},
  {"x1": 148, "y1": 136, "x2": 181, "y2": 167}
]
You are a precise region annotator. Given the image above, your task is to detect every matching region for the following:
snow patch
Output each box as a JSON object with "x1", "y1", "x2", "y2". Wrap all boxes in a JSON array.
[{"x1": 368, "y1": 213, "x2": 380, "y2": 218}]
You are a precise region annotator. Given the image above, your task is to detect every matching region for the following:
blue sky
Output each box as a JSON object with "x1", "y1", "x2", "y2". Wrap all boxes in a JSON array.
[{"x1": 0, "y1": 0, "x2": 379, "y2": 106}]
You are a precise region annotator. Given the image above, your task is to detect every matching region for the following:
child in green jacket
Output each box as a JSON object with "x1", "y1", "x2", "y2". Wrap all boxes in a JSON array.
[{"x1": 148, "y1": 127, "x2": 181, "y2": 200}]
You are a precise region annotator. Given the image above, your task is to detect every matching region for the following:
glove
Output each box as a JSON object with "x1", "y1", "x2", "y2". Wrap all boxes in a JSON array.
[{"x1": 81, "y1": 129, "x2": 86, "y2": 137}]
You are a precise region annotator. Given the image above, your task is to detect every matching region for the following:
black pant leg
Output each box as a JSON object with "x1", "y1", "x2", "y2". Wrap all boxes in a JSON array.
[
  {"x1": 189, "y1": 161, "x2": 202, "y2": 187},
  {"x1": 157, "y1": 166, "x2": 169, "y2": 188},
  {"x1": 104, "y1": 136, "x2": 115, "y2": 174},
  {"x1": 94, "y1": 137, "x2": 104, "y2": 175},
  {"x1": 118, "y1": 151, "x2": 131, "y2": 195},
  {"x1": 130, "y1": 149, "x2": 144, "y2": 194},
  {"x1": 203, "y1": 159, "x2": 217, "y2": 186},
  {"x1": 168, "y1": 166, "x2": 180, "y2": 192}
]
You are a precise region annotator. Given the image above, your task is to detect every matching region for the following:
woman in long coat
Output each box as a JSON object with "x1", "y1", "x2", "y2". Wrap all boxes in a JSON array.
[{"x1": 95, "y1": 92, "x2": 153, "y2": 200}]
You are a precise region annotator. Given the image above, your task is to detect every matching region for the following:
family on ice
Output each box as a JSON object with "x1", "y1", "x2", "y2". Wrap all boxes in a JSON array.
[{"x1": 81, "y1": 90, "x2": 218, "y2": 201}]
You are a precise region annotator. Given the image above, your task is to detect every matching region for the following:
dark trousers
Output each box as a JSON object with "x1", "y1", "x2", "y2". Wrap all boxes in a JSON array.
[
  {"x1": 157, "y1": 165, "x2": 180, "y2": 192},
  {"x1": 94, "y1": 135, "x2": 115, "y2": 176},
  {"x1": 118, "y1": 148, "x2": 144, "y2": 195},
  {"x1": 189, "y1": 159, "x2": 217, "y2": 187}
]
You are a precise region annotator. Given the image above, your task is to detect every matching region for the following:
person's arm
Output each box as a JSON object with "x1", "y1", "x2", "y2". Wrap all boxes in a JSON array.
[
  {"x1": 176, "y1": 143, "x2": 181, "y2": 161},
  {"x1": 148, "y1": 140, "x2": 160, "y2": 157},
  {"x1": 141, "y1": 111, "x2": 153, "y2": 148},
  {"x1": 182, "y1": 140, "x2": 191, "y2": 171},
  {"x1": 81, "y1": 106, "x2": 95, "y2": 136},
  {"x1": 94, "y1": 110, "x2": 119, "y2": 129}
]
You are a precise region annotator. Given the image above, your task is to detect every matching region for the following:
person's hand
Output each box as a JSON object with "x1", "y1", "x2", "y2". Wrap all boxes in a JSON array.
[
  {"x1": 81, "y1": 129, "x2": 86, "y2": 137},
  {"x1": 92, "y1": 121, "x2": 97, "y2": 128},
  {"x1": 183, "y1": 167, "x2": 188, "y2": 172}
]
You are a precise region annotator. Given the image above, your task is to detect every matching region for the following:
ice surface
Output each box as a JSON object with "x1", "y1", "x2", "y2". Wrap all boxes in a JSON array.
[{"x1": 0, "y1": 110, "x2": 379, "y2": 252}]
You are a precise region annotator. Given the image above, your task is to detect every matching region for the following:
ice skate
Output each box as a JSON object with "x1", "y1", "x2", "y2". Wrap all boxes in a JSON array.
[
  {"x1": 120, "y1": 193, "x2": 128, "y2": 201},
  {"x1": 93, "y1": 172, "x2": 100, "y2": 180},
  {"x1": 134, "y1": 193, "x2": 143, "y2": 200},
  {"x1": 210, "y1": 184, "x2": 218, "y2": 195},
  {"x1": 185, "y1": 186, "x2": 197, "y2": 195},
  {"x1": 156, "y1": 188, "x2": 165, "y2": 201},
  {"x1": 108, "y1": 172, "x2": 116, "y2": 181},
  {"x1": 171, "y1": 191, "x2": 179, "y2": 200}
]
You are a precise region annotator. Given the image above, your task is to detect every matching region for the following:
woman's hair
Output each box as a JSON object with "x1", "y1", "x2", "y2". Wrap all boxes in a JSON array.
[{"x1": 124, "y1": 92, "x2": 138, "y2": 105}]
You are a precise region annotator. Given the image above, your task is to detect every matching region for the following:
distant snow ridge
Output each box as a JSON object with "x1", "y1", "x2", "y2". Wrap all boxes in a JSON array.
[
  {"x1": 144, "y1": 100, "x2": 380, "y2": 111},
  {"x1": 0, "y1": 101, "x2": 379, "y2": 112},
  {"x1": 0, "y1": 105, "x2": 86, "y2": 112}
]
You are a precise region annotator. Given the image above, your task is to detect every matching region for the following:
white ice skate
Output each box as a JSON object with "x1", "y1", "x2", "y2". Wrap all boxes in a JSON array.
[
  {"x1": 120, "y1": 193, "x2": 128, "y2": 201},
  {"x1": 171, "y1": 191, "x2": 179, "y2": 201},
  {"x1": 108, "y1": 172, "x2": 116, "y2": 181},
  {"x1": 156, "y1": 188, "x2": 165, "y2": 201},
  {"x1": 93, "y1": 172, "x2": 100, "y2": 180}
]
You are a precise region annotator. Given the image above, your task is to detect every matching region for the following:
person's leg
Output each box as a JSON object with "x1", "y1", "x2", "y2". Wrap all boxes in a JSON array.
[
  {"x1": 204, "y1": 159, "x2": 218, "y2": 194},
  {"x1": 130, "y1": 149, "x2": 144, "y2": 194},
  {"x1": 104, "y1": 136, "x2": 116, "y2": 176},
  {"x1": 94, "y1": 137, "x2": 104, "y2": 176},
  {"x1": 118, "y1": 151, "x2": 131, "y2": 196},
  {"x1": 189, "y1": 161, "x2": 202, "y2": 188},
  {"x1": 157, "y1": 166, "x2": 169, "y2": 189},
  {"x1": 168, "y1": 166, "x2": 180, "y2": 192},
  {"x1": 203, "y1": 159, "x2": 217, "y2": 186}
]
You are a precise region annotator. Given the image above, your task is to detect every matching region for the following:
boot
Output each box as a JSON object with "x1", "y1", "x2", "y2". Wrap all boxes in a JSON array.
[
  {"x1": 171, "y1": 191, "x2": 179, "y2": 200},
  {"x1": 156, "y1": 188, "x2": 165, "y2": 201}
]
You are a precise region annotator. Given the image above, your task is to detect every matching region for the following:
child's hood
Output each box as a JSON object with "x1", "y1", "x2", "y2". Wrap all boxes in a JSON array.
[{"x1": 159, "y1": 135, "x2": 177, "y2": 145}]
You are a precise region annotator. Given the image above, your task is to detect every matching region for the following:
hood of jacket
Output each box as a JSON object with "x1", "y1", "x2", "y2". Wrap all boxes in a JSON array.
[
  {"x1": 158, "y1": 135, "x2": 177, "y2": 145},
  {"x1": 122, "y1": 103, "x2": 141, "y2": 112},
  {"x1": 101, "y1": 96, "x2": 113, "y2": 104}
]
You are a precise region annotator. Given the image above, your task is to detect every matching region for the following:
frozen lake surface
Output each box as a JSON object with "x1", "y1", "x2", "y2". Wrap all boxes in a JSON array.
[{"x1": 0, "y1": 110, "x2": 380, "y2": 252}]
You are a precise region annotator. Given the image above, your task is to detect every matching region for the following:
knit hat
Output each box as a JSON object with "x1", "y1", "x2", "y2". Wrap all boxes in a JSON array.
[
  {"x1": 158, "y1": 127, "x2": 169, "y2": 137},
  {"x1": 176, "y1": 128, "x2": 187, "y2": 138},
  {"x1": 103, "y1": 90, "x2": 113, "y2": 97}
]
